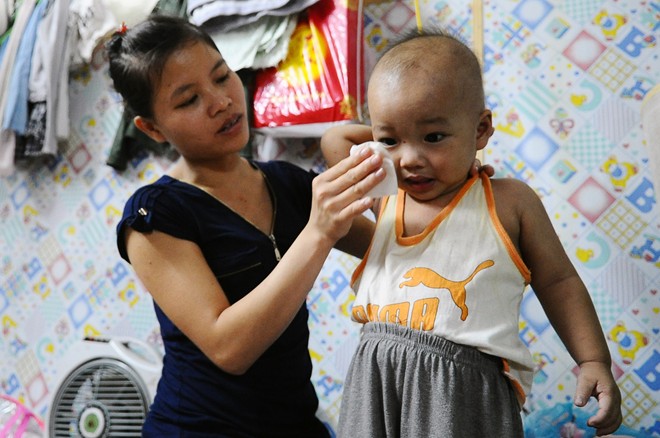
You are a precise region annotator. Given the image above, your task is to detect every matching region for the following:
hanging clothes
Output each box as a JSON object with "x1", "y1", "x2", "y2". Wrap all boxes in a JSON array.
[
  {"x1": 20, "y1": 0, "x2": 71, "y2": 161},
  {"x1": 0, "y1": 0, "x2": 16, "y2": 35},
  {"x1": 189, "y1": 0, "x2": 319, "y2": 32},
  {"x1": 151, "y1": 0, "x2": 189, "y2": 16},
  {"x1": 4, "y1": 0, "x2": 47, "y2": 167},
  {"x1": 106, "y1": 112, "x2": 179, "y2": 171},
  {"x1": 4, "y1": 0, "x2": 47, "y2": 136},
  {"x1": 0, "y1": 0, "x2": 37, "y2": 175},
  {"x1": 69, "y1": 0, "x2": 119, "y2": 67},
  {"x1": 207, "y1": 12, "x2": 297, "y2": 71},
  {"x1": 103, "y1": 0, "x2": 159, "y2": 27}
]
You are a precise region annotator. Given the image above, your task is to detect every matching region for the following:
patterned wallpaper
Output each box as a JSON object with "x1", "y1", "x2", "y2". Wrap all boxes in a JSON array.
[
  {"x1": 0, "y1": 0, "x2": 658, "y2": 436},
  {"x1": 480, "y1": 0, "x2": 658, "y2": 433}
]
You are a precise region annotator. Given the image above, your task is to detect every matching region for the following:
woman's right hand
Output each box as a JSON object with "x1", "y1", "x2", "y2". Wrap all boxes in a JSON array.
[{"x1": 309, "y1": 146, "x2": 385, "y2": 244}]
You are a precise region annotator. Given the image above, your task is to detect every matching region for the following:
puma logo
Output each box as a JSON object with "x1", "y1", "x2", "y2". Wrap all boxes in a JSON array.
[{"x1": 399, "y1": 260, "x2": 495, "y2": 321}]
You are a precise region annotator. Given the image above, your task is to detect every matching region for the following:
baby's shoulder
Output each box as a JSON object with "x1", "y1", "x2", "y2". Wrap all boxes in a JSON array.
[
  {"x1": 490, "y1": 177, "x2": 536, "y2": 197},
  {"x1": 489, "y1": 177, "x2": 541, "y2": 210}
]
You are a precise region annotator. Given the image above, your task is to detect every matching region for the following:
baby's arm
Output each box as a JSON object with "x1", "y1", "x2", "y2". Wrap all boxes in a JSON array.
[
  {"x1": 321, "y1": 124, "x2": 374, "y2": 167},
  {"x1": 502, "y1": 180, "x2": 622, "y2": 435}
]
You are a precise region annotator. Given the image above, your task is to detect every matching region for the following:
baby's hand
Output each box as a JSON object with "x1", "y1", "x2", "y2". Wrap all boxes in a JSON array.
[
  {"x1": 469, "y1": 158, "x2": 495, "y2": 177},
  {"x1": 574, "y1": 361, "x2": 622, "y2": 436}
]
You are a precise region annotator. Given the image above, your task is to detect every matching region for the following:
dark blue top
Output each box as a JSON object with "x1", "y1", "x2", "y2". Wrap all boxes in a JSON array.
[{"x1": 117, "y1": 160, "x2": 329, "y2": 437}]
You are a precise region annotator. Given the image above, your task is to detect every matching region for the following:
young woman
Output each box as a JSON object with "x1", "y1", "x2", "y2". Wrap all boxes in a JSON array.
[{"x1": 108, "y1": 15, "x2": 384, "y2": 437}]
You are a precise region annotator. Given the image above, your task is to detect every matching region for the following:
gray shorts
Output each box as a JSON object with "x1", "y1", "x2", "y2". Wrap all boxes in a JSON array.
[{"x1": 338, "y1": 322, "x2": 524, "y2": 438}]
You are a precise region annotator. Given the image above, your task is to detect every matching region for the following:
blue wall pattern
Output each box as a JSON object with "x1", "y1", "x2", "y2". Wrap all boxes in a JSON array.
[
  {"x1": 0, "y1": 0, "x2": 658, "y2": 436},
  {"x1": 479, "y1": 0, "x2": 659, "y2": 434}
]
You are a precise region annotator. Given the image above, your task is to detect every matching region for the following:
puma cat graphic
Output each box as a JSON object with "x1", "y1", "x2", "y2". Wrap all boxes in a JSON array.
[{"x1": 399, "y1": 260, "x2": 495, "y2": 321}]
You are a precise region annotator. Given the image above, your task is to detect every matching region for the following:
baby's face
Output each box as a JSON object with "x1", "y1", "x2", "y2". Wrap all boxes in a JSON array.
[{"x1": 366, "y1": 66, "x2": 490, "y2": 204}]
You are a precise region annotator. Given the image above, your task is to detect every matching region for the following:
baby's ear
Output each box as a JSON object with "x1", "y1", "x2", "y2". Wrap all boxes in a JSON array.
[
  {"x1": 476, "y1": 109, "x2": 494, "y2": 149},
  {"x1": 134, "y1": 116, "x2": 168, "y2": 143}
]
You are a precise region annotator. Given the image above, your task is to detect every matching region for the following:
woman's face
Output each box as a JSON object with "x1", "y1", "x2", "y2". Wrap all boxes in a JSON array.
[{"x1": 141, "y1": 40, "x2": 249, "y2": 162}]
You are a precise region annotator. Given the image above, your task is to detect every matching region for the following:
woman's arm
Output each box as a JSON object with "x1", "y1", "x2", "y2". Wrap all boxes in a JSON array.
[
  {"x1": 126, "y1": 149, "x2": 386, "y2": 375},
  {"x1": 322, "y1": 124, "x2": 381, "y2": 258}
]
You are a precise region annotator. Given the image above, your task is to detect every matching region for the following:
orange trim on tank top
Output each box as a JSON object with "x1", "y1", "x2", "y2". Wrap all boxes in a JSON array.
[
  {"x1": 396, "y1": 175, "x2": 480, "y2": 246},
  {"x1": 502, "y1": 359, "x2": 527, "y2": 407},
  {"x1": 481, "y1": 173, "x2": 531, "y2": 283}
]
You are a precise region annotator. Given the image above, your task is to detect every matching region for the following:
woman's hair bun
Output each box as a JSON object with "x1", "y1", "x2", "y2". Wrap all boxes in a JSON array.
[{"x1": 106, "y1": 32, "x2": 123, "y2": 57}]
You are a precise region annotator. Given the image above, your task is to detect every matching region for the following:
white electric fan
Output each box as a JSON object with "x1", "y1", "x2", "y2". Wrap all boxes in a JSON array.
[{"x1": 47, "y1": 337, "x2": 162, "y2": 438}]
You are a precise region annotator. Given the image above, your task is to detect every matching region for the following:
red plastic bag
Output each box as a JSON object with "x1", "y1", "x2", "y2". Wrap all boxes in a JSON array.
[{"x1": 252, "y1": 0, "x2": 364, "y2": 136}]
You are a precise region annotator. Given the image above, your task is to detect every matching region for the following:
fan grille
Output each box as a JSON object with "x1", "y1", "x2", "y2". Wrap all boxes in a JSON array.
[{"x1": 49, "y1": 358, "x2": 150, "y2": 438}]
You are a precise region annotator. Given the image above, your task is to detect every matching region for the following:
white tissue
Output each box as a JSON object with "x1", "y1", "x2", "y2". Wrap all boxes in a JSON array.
[{"x1": 349, "y1": 141, "x2": 399, "y2": 198}]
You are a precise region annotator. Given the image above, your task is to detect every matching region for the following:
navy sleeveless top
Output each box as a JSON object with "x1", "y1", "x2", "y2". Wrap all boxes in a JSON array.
[{"x1": 117, "y1": 160, "x2": 329, "y2": 437}]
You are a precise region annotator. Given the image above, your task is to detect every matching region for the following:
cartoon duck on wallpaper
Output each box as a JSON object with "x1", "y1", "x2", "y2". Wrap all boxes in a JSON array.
[
  {"x1": 600, "y1": 155, "x2": 638, "y2": 192},
  {"x1": 570, "y1": 93, "x2": 588, "y2": 108},
  {"x1": 593, "y1": 9, "x2": 627, "y2": 40},
  {"x1": 608, "y1": 321, "x2": 648, "y2": 365},
  {"x1": 576, "y1": 248, "x2": 594, "y2": 263}
]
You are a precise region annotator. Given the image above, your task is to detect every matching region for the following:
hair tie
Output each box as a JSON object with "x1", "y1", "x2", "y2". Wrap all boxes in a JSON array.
[{"x1": 118, "y1": 22, "x2": 128, "y2": 35}]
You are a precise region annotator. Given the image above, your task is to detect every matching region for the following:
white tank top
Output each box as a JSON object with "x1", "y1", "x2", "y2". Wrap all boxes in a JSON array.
[{"x1": 351, "y1": 173, "x2": 534, "y2": 404}]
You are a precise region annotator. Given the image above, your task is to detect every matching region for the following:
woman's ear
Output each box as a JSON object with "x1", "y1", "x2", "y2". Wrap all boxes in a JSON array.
[
  {"x1": 476, "y1": 109, "x2": 494, "y2": 150},
  {"x1": 134, "y1": 116, "x2": 167, "y2": 143}
]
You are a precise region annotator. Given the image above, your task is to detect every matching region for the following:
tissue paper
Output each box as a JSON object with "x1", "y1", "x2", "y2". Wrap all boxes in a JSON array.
[{"x1": 349, "y1": 141, "x2": 398, "y2": 198}]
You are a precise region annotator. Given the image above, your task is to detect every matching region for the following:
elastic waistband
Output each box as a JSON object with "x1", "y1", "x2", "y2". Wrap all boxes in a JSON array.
[{"x1": 361, "y1": 322, "x2": 503, "y2": 373}]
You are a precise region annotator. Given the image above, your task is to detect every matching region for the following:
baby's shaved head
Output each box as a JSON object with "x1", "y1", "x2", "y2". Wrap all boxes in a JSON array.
[{"x1": 370, "y1": 30, "x2": 485, "y2": 117}]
